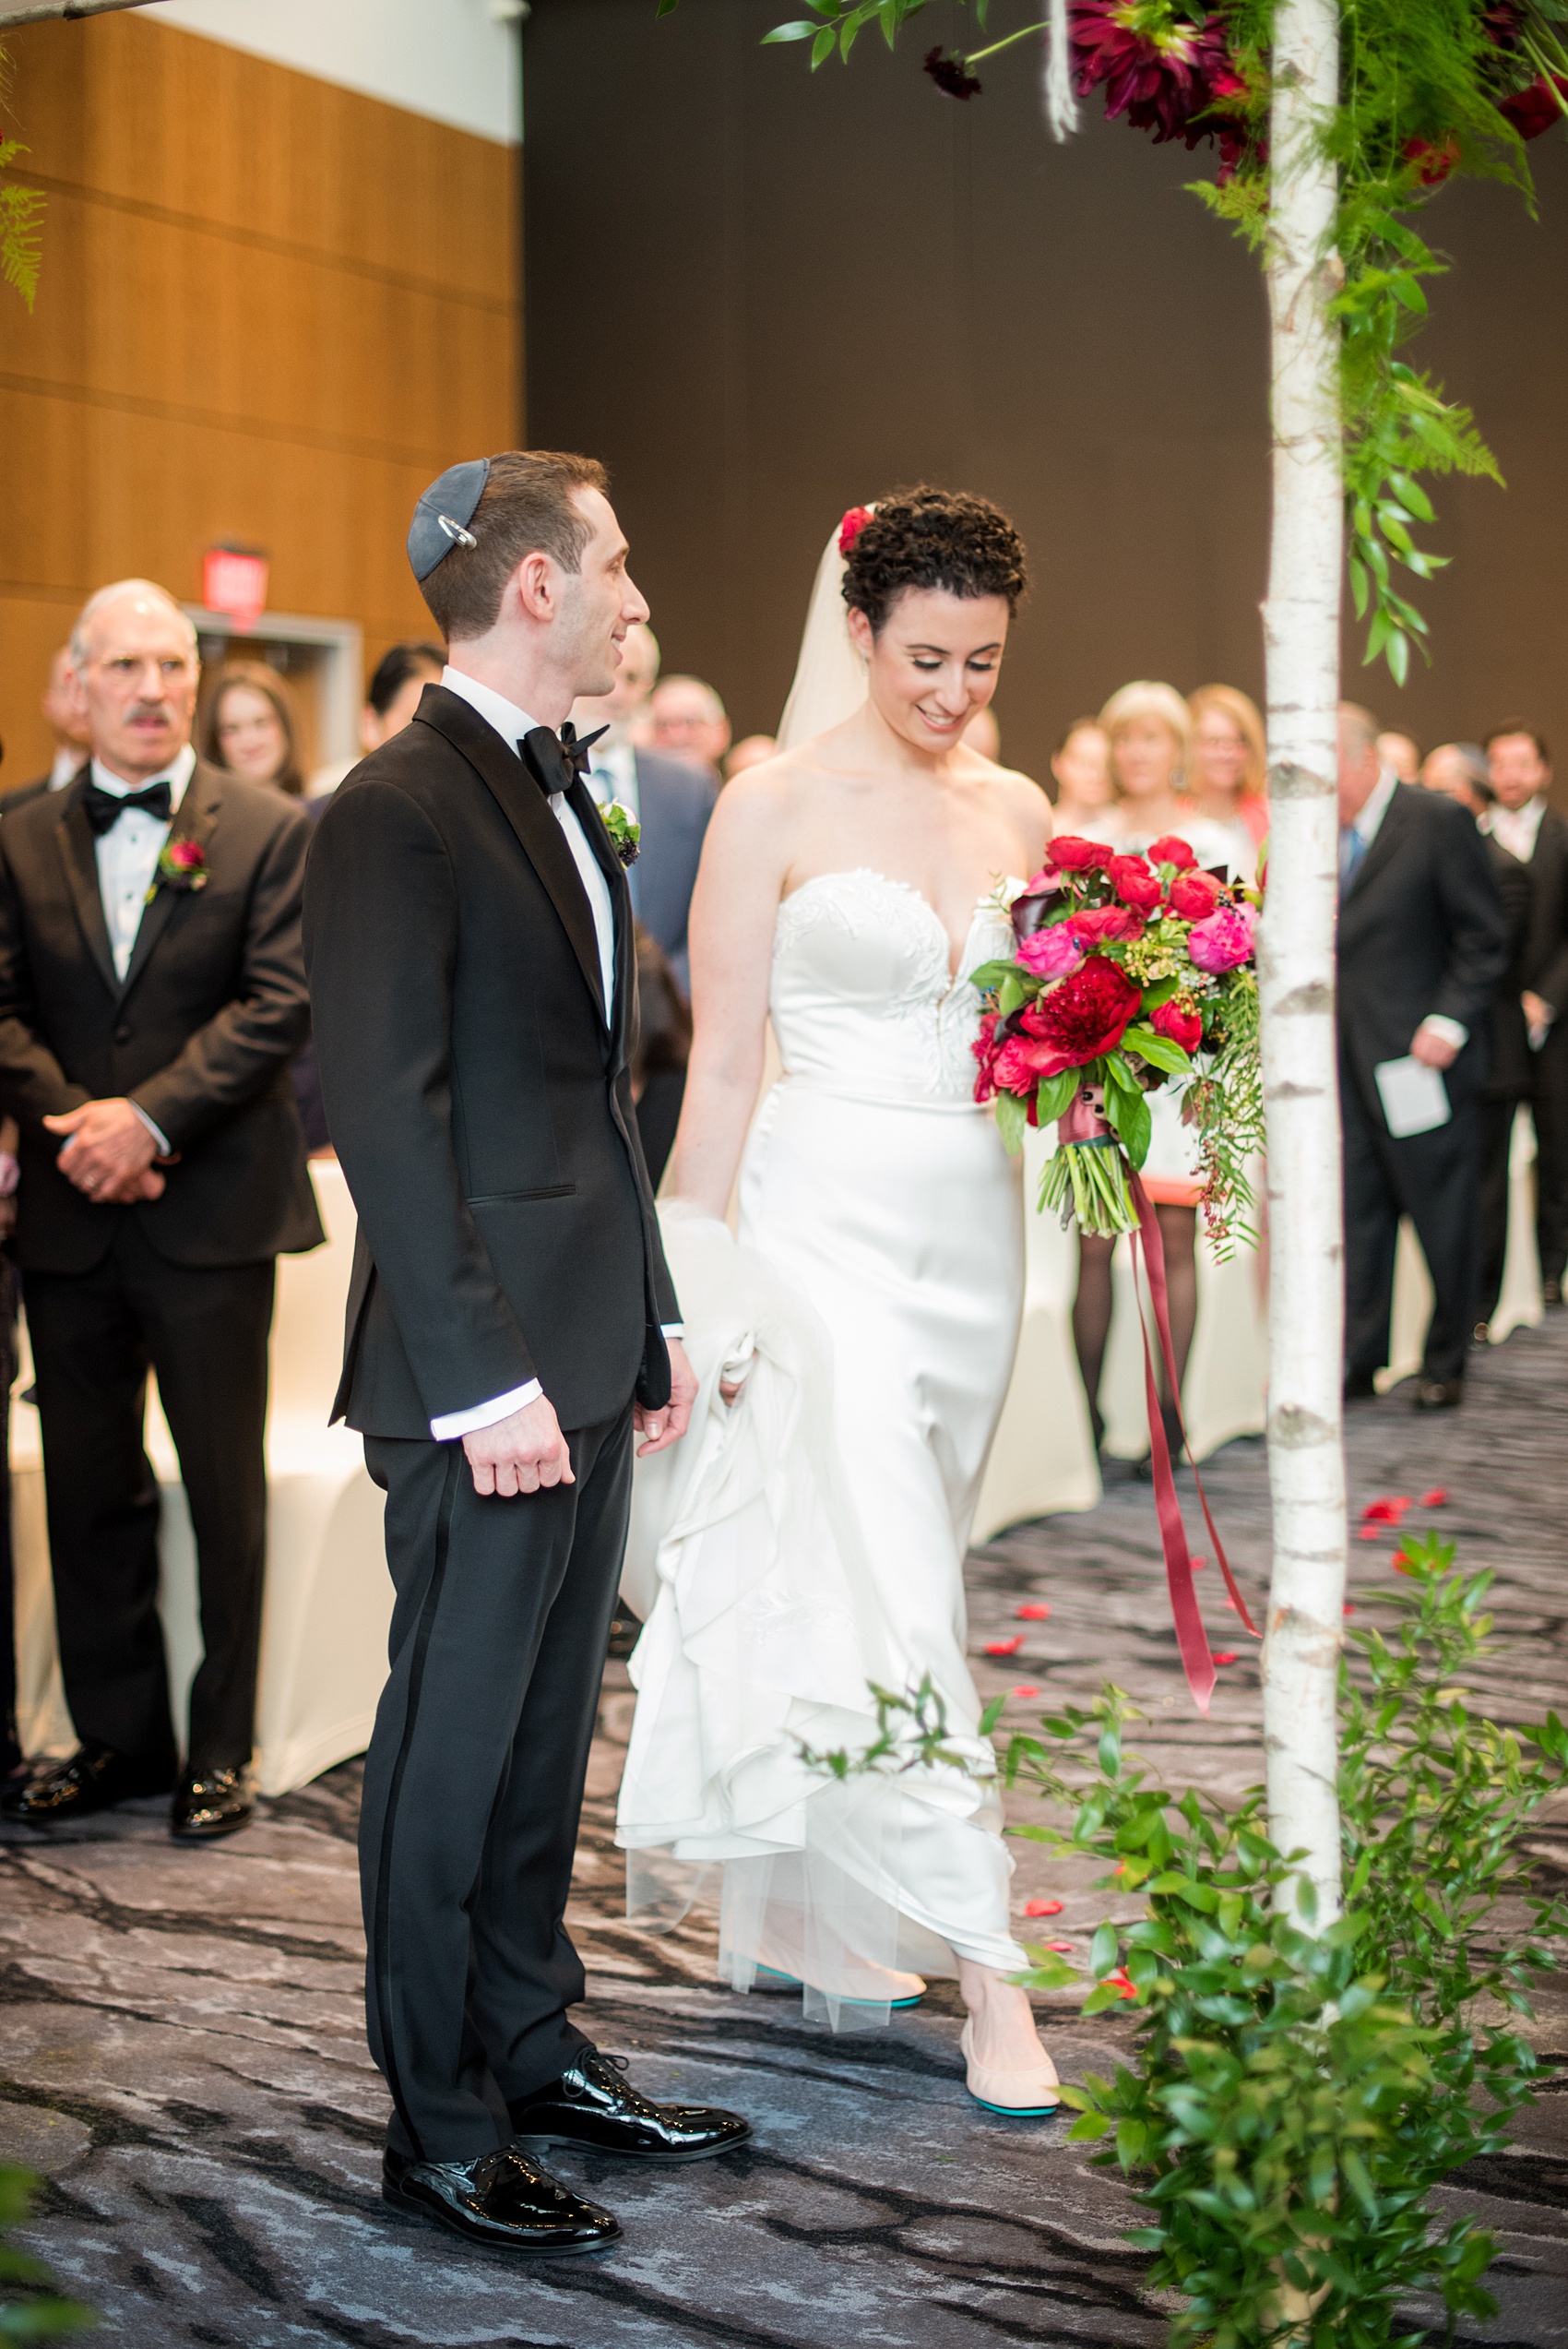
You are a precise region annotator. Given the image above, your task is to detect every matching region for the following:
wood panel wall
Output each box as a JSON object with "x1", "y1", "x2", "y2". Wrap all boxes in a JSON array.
[{"x1": 0, "y1": 12, "x2": 520, "y2": 787}]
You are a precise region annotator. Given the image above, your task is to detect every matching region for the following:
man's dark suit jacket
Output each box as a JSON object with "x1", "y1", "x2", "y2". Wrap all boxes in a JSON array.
[
  {"x1": 0, "y1": 761, "x2": 322, "y2": 1271},
  {"x1": 631, "y1": 751, "x2": 718, "y2": 998},
  {"x1": 1481, "y1": 836, "x2": 1537, "y2": 1103},
  {"x1": 1336, "y1": 782, "x2": 1508, "y2": 1114},
  {"x1": 303, "y1": 685, "x2": 678, "y2": 1440},
  {"x1": 1515, "y1": 804, "x2": 1568, "y2": 1018},
  {"x1": 4, "y1": 772, "x2": 62, "y2": 815}
]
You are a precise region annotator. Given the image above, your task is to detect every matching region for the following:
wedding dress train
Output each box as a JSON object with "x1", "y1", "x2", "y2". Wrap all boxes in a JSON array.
[{"x1": 616, "y1": 868, "x2": 1031, "y2": 2023}]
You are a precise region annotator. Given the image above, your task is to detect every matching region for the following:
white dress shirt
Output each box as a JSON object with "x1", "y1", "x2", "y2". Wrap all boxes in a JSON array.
[
  {"x1": 1480, "y1": 794, "x2": 1546, "y2": 865},
  {"x1": 587, "y1": 732, "x2": 639, "y2": 822},
  {"x1": 90, "y1": 745, "x2": 198, "y2": 1156},
  {"x1": 430, "y1": 666, "x2": 679, "y2": 1445},
  {"x1": 1342, "y1": 768, "x2": 1466, "y2": 1053}
]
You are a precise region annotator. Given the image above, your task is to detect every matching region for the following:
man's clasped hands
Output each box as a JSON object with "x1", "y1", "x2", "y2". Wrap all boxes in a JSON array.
[{"x1": 44, "y1": 1097, "x2": 169, "y2": 1204}]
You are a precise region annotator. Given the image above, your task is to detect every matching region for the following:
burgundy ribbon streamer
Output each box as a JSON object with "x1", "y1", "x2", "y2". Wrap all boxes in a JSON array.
[{"x1": 1125, "y1": 1169, "x2": 1261, "y2": 1715}]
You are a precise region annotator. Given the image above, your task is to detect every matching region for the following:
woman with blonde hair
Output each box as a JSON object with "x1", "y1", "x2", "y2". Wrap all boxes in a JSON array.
[
  {"x1": 199, "y1": 662, "x2": 304, "y2": 797},
  {"x1": 1188, "y1": 682, "x2": 1269, "y2": 852}
]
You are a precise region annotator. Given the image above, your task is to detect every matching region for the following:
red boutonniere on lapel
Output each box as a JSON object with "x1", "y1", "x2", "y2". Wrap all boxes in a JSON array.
[{"x1": 146, "y1": 836, "x2": 208, "y2": 905}]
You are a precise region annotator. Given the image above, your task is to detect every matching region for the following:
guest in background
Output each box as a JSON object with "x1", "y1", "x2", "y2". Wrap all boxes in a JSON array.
[
  {"x1": 572, "y1": 623, "x2": 718, "y2": 998},
  {"x1": 1336, "y1": 702, "x2": 1506, "y2": 1408},
  {"x1": 724, "y1": 733, "x2": 777, "y2": 783},
  {"x1": 0, "y1": 578, "x2": 321, "y2": 1838},
  {"x1": 630, "y1": 924, "x2": 692, "y2": 1190},
  {"x1": 200, "y1": 662, "x2": 305, "y2": 796},
  {"x1": 1049, "y1": 717, "x2": 1116, "y2": 839},
  {"x1": 1188, "y1": 683, "x2": 1270, "y2": 849},
  {"x1": 1377, "y1": 729, "x2": 1422, "y2": 783},
  {"x1": 647, "y1": 674, "x2": 731, "y2": 776},
  {"x1": 1481, "y1": 722, "x2": 1568, "y2": 1306},
  {"x1": 307, "y1": 639, "x2": 445, "y2": 796},
  {"x1": 6, "y1": 648, "x2": 93, "y2": 808},
  {"x1": 1420, "y1": 741, "x2": 1491, "y2": 814},
  {"x1": 1475, "y1": 794, "x2": 1536, "y2": 1339}
]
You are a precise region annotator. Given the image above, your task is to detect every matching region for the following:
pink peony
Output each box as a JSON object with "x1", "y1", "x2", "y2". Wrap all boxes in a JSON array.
[
  {"x1": 1151, "y1": 996, "x2": 1203, "y2": 1053},
  {"x1": 1046, "y1": 834, "x2": 1111, "y2": 873},
  {"x1": 1107, "y1": 853, "x2": 1164, "y2": 912},
  {"x1": 1016, "y1": 923, "x2": 1086, "y2": 979},
  {"x1": 1069, "y1": 904, "x2": 1145, "y2": 948},
  {"x1": 1146, "y1": 833, "x2": 1197, "y2": 870},
  {"x1": 1187, "y1": 903, "x2": 1256, "y2": 973},
  {"x1": 1168, "y1": 867, "x2": 1224, "y2": 919}
]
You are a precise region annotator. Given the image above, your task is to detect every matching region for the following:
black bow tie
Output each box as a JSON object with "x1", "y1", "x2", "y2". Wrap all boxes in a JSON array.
[
  {"x1": 82, "y1": 777, "x2": 173, "y2": 836},
  {"x1": 520, "y1": 724, "x2": 608, "y2": 799}
]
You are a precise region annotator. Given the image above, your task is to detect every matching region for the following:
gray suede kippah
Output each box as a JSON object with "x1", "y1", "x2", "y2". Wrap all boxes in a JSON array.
[{"x1": 407, "y1": 458, "x2": 492, "y2": 582}]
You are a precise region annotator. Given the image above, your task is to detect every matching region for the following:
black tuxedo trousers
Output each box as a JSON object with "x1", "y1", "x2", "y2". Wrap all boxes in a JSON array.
[{"x1": 360, "y1": 1411, "x2": 633, "y2": 2163}]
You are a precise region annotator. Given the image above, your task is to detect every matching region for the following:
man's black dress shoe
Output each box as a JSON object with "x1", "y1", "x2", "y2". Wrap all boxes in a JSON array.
[
  {"x1": 1, "y1": 1741, "x2": 172, "y2": 1825},
  {"x1": 171, "y1": 1768, "x2": 254, "y2": 1842},
  {"x1": 509, "y1": 2050, "x2": 751, "y2": 2164},
  {"x1": 1412, "y1": 1377, "x2": 1464, "y2": 1411},
  {"x1": 382, "y1": 2143, "x2": 620, "y2": 2257}
]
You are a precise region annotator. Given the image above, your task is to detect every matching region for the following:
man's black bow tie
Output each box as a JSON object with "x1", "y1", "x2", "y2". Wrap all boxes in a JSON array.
[
  {"x1": 520, "y1": 724, "x2": 608, "y2": 799},
  {"x1": 81, "y1": 778, "x2": 173, "y2": 836}
]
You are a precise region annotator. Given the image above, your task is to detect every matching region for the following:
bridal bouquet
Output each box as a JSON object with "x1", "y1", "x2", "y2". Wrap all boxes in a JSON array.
[{"x1": 971, "y1": 836, "x2": 1265, "y2": 1245}]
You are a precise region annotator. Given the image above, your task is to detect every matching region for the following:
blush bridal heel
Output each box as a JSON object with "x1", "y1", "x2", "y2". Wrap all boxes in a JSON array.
[{"x1": 959, "y1": 2018, "x2": 1062, "y2": 2116}]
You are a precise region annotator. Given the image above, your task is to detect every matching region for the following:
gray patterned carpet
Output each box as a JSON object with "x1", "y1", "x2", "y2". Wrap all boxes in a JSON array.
[{"x1": 3, "y1": 1317, "x2": 1567, "y2": 2347}]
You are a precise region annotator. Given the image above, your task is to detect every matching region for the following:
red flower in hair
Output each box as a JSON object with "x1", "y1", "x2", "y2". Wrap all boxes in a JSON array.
[
  {"x1": 1107, "y1": 853, "x2": 1164, "y2": 912},
  {"x1": 1146, "y1": 833, "x2": 1198, "y2": 869},
  {"x1": 1169, "y1": 866, "x2": 1225, "y2": 918},
  {"x1": 1018, "y1": 956, "x2": 1142, "y2": 1075},
  {"x1": 837, "y1": 506, "x2": 873, "y2": 557}
]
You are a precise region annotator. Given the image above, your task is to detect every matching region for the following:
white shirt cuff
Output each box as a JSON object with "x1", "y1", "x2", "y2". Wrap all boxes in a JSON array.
[
  {"x1": 660, "y1": 1323, "x2": 684, "y2": 1340},
  {"x1": 430, "y1": 1379, "x2": 541, "y2": 1442},
  {"x1": 128, "y1": 1101, "x2": 171, "y2": 1156},
  {"x1": 1419, "y1": 1016, "x2": 1468, "y2": 1052}
]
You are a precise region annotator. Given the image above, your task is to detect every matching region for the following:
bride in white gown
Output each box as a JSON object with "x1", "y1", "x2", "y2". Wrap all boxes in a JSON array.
[{"x1": 616, "y1": 488, "x2": 1058, "y2": 2113}]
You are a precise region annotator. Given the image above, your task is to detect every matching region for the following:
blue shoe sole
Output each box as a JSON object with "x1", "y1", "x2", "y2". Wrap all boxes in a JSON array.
[{"x1": 970, "y1": 2099, "x2": 1061, "y2": 2117}]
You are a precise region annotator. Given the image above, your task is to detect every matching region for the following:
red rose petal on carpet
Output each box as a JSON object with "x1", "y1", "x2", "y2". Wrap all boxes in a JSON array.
[
  {"x1": 1344, "y1": 1603, "x2": 1357, "y2": 1616},
  {"x1": 1214, "y1": 1651, "x2": 1239, "y2": 1664},
  {"x1": 1190, "y1": 1554, "x2": 1207, "y2": 1569},
  {"x1": 1011, "y1": 1684, "x2": 1042, "y2": 1699},
  {"x1": 984, "y1": 1635, "x2": 1025, "y2": 1656},
  {"x1": 1015, "y1": 1603, "x2": 1051, "y2": 1619},
  {"x1": 1024, "y1": 1899, "x2": 1063, "y2": 1917},
  {"x1": 1044, "y1": 1940, "x2": 1075, "y2": 1953},
  {"x1": 1420, "y1": 1486, "x2": 1448, "y2": 1507}
]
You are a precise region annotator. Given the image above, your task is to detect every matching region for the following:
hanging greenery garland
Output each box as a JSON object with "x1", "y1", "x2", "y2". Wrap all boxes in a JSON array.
[{"x1": 667, "y1": 0, "x2": 1567, "y2": 685}]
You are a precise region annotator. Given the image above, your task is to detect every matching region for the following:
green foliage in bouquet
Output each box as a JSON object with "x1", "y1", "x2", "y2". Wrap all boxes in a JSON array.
[
  {"x1": 0, "y1": 2167, "x2": 94, "y2": 2339},
  {"x1": 658, "y1": 0, "x2": 1566, "y2": 686}
]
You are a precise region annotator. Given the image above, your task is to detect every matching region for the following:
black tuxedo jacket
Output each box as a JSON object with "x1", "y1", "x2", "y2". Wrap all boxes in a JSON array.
[
  {"x1": 1336, "y1": 781, "x2": 1508, "y2": 1113},
  {"x1": 303, "y1": 685, "x2": 678, "y2": 1440},
  {"x1": 0, "y1": 760, "x2": 323, "y2": 1271},
  {"x1": 1481, "y1": 835, "x2": 1536, "y2": 1102},
  {"x1": 1517, "y1": 804, "x2": 1568, "y2": 1016},
  {"x1": 4, "y1": 772, "x2": 60, "y2": 814}
]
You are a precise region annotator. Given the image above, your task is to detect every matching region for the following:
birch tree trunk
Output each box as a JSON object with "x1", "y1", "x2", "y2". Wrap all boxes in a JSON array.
[{"x1": 1258, "y1": 0, "x2": 1346, "y2": 1931}]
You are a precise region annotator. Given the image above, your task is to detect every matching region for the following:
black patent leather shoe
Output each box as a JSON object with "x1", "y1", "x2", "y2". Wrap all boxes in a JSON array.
[
  {"x1": 382, "y1": 2143, "x2": 620, "y2": 2257},
  {"x1": 509, "y1": 2050, "x2": 751, "y2": 2164},
  {"x1": 171, "y1": 1767, "x2": 254, "y2": 1842},
  {"x1": 1, "y1": 1741, "x2": 173, "y2": 1825},
  {"x1": 1413, "y1": 1377, "x2": 1464, "y2": 1412}
]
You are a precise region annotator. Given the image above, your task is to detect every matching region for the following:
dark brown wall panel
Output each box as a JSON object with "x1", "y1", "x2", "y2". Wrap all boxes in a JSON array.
[{"x1": 524, "y1": 0, "x2": 1568, "y2": 793}]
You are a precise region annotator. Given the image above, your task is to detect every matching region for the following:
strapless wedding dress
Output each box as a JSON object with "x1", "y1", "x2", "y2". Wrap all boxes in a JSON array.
[{"x1": 616, "y1": 868, "x2": 1029, "y2": 2021}]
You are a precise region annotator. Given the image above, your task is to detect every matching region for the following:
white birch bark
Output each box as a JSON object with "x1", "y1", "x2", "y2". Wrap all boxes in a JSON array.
[{"x1": 1257, "y1": 0, "x2": 1346, "y2": 1931}]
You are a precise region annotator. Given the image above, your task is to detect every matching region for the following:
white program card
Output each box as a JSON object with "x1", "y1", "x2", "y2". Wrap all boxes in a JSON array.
[{"x1": 1373, "y1": 1055, "x2": 1452, "y2": 1139}]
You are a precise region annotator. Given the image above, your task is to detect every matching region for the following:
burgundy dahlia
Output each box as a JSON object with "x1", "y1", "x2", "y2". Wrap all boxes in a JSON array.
[
  {"x1": 923, "y1": 45, "x2": 982, "y2": 101},
  {"x1": 1070, "y1": 0, "x2": 1237, "y2": 149}
]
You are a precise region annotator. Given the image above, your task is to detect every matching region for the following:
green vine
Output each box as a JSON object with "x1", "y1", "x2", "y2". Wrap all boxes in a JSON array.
[{"x1": 658, "y1": 0, "x2": 1566, "y2": 685}]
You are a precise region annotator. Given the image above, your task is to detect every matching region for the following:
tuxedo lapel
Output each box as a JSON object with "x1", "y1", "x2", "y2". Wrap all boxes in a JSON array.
[
  {"x1": 1344, "y1": 781, "x2": 1417, "y2": 907},
  {"x1": 418, "y1": 691, "x2": 607, "y2": 1025},
  {"x1": 567, "y1": 777, "x2": 634, "y2": 1065},
  {"x1": 120, "y1": 762, "x2": 222, "y2": 1002},
  {"x1": 53, "y1": 783, "x2": 117, "y2": 998}
]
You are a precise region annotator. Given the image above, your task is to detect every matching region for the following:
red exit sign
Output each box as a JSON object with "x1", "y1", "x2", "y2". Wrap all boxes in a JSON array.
[{"x1": 203, "y1": 546, "x2": 269, "y2": 630}]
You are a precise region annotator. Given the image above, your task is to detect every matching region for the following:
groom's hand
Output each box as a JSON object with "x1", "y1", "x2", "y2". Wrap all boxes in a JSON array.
[
  {"x1": 463, "y1": 1394, "x2": 576, "y2": 1496},
  {"x1": 635, "y1": 1339, "x2": 697, "y2": 1457}
]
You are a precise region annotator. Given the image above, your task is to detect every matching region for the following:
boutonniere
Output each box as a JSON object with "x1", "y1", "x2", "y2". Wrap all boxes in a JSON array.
[
  {"x1": 598, "y1": 798, "x2": 640, "y2": 869},
  {"x1": 146, "y1": 837, "x2": 209, "y2": 904}
]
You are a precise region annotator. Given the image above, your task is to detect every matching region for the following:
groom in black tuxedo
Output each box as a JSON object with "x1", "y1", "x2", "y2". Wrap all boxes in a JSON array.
[{"x1": 305, "y1": 451, "x2": 747, "y2": 2259}]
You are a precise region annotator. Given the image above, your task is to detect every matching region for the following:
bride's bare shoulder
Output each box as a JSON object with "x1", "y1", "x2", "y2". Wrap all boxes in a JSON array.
[{"x1": 966, "y1": 750, "x2": 1053, "y2": 850}]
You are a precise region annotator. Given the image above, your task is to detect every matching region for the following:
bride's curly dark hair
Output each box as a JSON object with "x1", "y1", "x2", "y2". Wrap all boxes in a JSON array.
[{"x1": 841, "y1": 486, "x2": 1028, "y2": 633}]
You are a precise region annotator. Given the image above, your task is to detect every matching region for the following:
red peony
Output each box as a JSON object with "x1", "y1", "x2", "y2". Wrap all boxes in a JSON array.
[
  {"x1": 1168, "y1": 866, "x2": 1224, "y2": 918},
  {"x1": 972, "y1": 1008, "x2": 1003, "y2": 1103},
  {"x1": 1146, "y1": 832, "x2": 1197, "y2": 869},
  {"x1": 1045, "y1": 834, "x2": 1111, "y2": 872},
  {"x1": 1018, "y1": 955, "x2": 1142, "y2": 1076},
  {"x1": 837, "y1": 506, "x2": 873, "y2": 556},
  {"x1": 1069, "y1": 904, "x2": 1145, "y2": 948},
  {"x1": 993, "y1": 1034, "x2": 1051, "y2": 1096},
  {"x1": 1107, "y1": 852, "x2": 1164, "y2": 912},
  {"x1": 1151, "y1": 996, "x2": 1203, "y2": 1054}
]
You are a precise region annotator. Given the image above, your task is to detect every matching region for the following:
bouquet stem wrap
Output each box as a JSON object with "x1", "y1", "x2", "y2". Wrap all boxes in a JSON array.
[{"x1": 1039, "y1": 1085, "x2": 1138, "y2": 1235}]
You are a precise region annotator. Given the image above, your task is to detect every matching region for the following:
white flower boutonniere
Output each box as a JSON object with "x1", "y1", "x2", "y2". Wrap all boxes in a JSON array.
[{"x1": 599, "y1": 798, "x2": 640, "y2": 869}]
